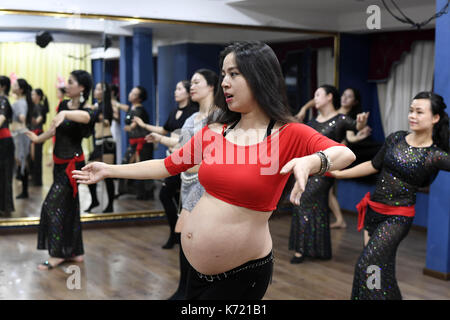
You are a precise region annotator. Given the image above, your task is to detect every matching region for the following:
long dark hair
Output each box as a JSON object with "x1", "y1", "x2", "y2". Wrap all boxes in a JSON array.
[
  {"x1": 16, "y1": 78, "x2": 33, "y2": 126},
  {"x1": 0, "y1": 76, "x2": 11, "y2": 96},
  {"x1": 70, "y1": 70, "x2": 92, "y2": 107},
  {"x1": 110, "y1": 84, "x2": 119, "y2": 100},
  {"x1": 97, "y1": 82, "x2": 113, "y2": 123},
  {"x1": 319, "y1": 84, "x2": 340, "y2": 110},
  {"x1": 413, "y1": 91, "x2": 449, "y2": 152},
  {"x1": 179, "y1": 80, "x2": 199, "y2": 109},
  {"x1": 34, "y1": 88, "x2": 49, "y2": 123},
  {"x1": 194, "y1": 69, "x2": 219, "y2": 95},
  {"x1": 343, "y1": 87, "x2": 363, "y2": 119},
  {"x1": 211, "y1": 41, "x2": 295, "y2": 125}
]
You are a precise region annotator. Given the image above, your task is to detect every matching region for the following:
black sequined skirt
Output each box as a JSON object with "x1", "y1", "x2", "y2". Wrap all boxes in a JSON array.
[
  {"x1": 289, "y1": 175, "x2": 334, "y2": 259},
  {"x1": 351, "y1": 207, "x2": 413, "y2": 300},
  {"x1": 0, "y1": 137, "x2": 15, "y2": 214},
  {"x1": 37, "y1": 161, "x2": 85, "y2": 258}
]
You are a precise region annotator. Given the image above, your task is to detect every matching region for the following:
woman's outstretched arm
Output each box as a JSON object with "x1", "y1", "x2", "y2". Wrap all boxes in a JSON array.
[
  {"x1": 330, "y1": 160, "x2": 379, "y2": 179},
  {"x1": 25, "y1": 127, "x2": 56, "y2": 144},
  {"x1": 73, "y1": 159, "x2": 171, "y2": 185},
  {"x1": 281, "y1": 146, "x2": 356, "y2": 205}
]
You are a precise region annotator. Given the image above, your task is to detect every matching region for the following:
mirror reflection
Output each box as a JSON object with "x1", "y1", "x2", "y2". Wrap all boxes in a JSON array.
[{"x1": 0, "y1": 12, "x2": 336, "y2": 227}]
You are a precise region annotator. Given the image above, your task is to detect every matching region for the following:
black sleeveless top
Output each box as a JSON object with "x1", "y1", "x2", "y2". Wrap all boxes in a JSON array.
[{"x1": 163, "y1": 104, "x2": 198, "y2": 133}]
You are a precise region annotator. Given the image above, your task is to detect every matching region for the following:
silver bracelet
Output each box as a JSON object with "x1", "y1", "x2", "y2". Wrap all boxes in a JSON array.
[{"x1": 314, "y1": 151, "x2": 332, "y2": 176}]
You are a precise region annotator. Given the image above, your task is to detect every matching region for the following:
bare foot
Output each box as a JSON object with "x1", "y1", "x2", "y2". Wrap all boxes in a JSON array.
[
  {"x1": 330, "y1": 221, "x2": 347, "y2": 229},
  {"x1": 37, "y1": 257, "x2": 65, "y2": 270}
]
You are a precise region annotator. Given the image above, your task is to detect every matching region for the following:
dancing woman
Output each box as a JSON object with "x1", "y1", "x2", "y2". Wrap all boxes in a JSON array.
[
  {"x1": 85, "y1": 82, "x2": 116, "y2": 213},
  {"x1": 30, "y1": 88, "x2": 50, "y2": 186},
  {"x1": 0, "y1": 76, "x2": 15, "y2": 216},
  {"x1": 289, "y1": 85, "x2": 368, "y2": 263},
  {"x1": 133, "y1": 80, "x2": 198, "y2": 249},
  {"x1": 11, "y1": 79, "x2": 33, "y2": 199},
  {"x1": 145, "y1": 71, "x2": 218, "y2": 299},
  {"x1": 74, "y1": 41, "x2": 356, "y2": 299},
  {"x1": 332, "y1": 92, "x2": 450, "y2": 299},
  {"x1": 26, "y1": 70, "x2": 94, "y2": 270},
  {"x1": 118, "y1": 86, "x2": 154, "y2": 200}
]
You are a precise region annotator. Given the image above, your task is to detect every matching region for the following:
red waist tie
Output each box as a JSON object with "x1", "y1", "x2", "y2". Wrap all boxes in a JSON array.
[
  {"x1": 0, "y1": 128, "x2": 11, "y2": 139},
  {"x1": 129, "y1": 137, "x2": 146, "y2": 156},
  {"x1": 356, "y1": 192, "x2": 415, "y2": 232},
  {"x1": 31, "y1": 129, "x2": 43, "y2": 135},
  {"x1": 53, "y1": 153, "x2": 85, "y2": 198}
]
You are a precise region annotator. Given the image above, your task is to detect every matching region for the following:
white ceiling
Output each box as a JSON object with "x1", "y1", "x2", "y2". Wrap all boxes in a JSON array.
[{"x1": 0, "y1": 0, "x2": 438, "y2": 48}]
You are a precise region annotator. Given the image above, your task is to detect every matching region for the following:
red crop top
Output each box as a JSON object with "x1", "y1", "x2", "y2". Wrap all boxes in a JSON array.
[{"x1": 164, "y1": 122, "x2": 343, "y2": 212}]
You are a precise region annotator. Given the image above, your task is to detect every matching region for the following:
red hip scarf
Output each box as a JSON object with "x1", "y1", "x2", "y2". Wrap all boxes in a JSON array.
[
  {"x1": 356, "y1": 192, "x2": 415, "y2": 232},
  {"x1": 129, "y1": 137, "x2": 146, "y2": 156},
  {"x1": 0, "y1": 128, "x2": 11, "y2": 139},
  {"x1": 31, "y1": 129, "x2": 43, "y2": 135},
  {"x1": 53, "y1": 153, "x2": 85, "y2": 198}
]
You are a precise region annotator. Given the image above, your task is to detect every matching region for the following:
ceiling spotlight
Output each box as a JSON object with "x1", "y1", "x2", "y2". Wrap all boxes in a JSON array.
[{"x1": 35, "y1": 31, "x2": 53, "y2": 48}]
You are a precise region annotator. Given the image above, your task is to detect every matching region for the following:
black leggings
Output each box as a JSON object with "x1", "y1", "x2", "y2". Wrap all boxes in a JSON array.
[
  {"x1": 185, "y1": 252, "x2": 273, "y2": 300},
  {"x1": 159, "y1": 175, "x2": 181, "y2": 236},
  {"x1": 351, "y1": 207, "x2": 413, "y2": 300}
]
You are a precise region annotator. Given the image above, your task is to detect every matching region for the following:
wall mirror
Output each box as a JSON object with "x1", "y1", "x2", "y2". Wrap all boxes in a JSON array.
[{"x1": 0, "y1": 9, "x2": 338, "y2": 229}]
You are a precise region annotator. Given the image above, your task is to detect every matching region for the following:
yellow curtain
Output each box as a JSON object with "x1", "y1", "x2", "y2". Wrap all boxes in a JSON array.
[{"x1": 0, "y1": 42, "x2": 93, "y2": 155}]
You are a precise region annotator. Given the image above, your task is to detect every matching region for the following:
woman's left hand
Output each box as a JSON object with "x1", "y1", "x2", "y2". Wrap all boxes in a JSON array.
[
  {"x1": 280, "y1": 156, "x2": 315, "y2": 206},
  {"x1": 356, "y1": 112, "x2": 370, "y2": 131},
  {"x1": 51, "y1": 111, "x2": 66, "y2": 129}
]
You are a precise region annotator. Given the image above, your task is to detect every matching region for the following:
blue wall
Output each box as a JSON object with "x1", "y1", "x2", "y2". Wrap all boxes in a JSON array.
[
  {"x1": 154, "y1": 43, "x2": 224, "y2": 159},
  {"x1": 337, "y1": 33, "x2": 430, "y2": 229},
  {"x1": 339, "y1": 33, "x2": 385, "y2": 142},
  {"x1": 425, "y1": 0, "x2": 450, "y2": 275}
]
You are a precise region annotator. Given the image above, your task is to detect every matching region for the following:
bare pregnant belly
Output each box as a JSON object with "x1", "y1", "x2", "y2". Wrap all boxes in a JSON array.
[{"x1": 181, "y1": 192, "x2": 273, "y2": 275}]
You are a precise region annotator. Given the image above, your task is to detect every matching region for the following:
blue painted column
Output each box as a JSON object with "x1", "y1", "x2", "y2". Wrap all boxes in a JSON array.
[
  {"x1": 104, "y1": 60, "x2": 114, "y2": 84},
  {"x1": 119, "y1": 36, "x2": 134, "y2": 163},
  {"x1": 132, "y1": 28, "x2": 156, "y2": 126},
  {"x1": 91, "y1": 59, "x2": 103, "y2": 95},
  {"x1": 424, "y1": 0, "x2": 450, "y2": 280},
  {"x1": 154, "y1": 43, "x2": 223, "y2": 159}
]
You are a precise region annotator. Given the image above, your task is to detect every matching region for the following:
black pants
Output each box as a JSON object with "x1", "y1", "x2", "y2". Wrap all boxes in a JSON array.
[
  {"x1": 185, "y1": 251, "x2": 274, "y2": 300},
  {"x1": 351, "y1": 207, "x2": 413, "y2": 300},
  {"x1": 31, "y1": 142, "x2": 43, "y2": 186},
  {"x1": 159, "y1": 175, "x2": 181, "y2": 236}
]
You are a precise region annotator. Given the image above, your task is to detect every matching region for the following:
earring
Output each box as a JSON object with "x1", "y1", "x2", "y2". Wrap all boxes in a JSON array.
[{"x1": 79, "y1": 92, "x2": 85, "y2": 104}]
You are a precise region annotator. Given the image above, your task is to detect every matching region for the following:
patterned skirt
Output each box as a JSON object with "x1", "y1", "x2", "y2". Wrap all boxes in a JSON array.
[
  {"x1": 289, "y1": 175, "x2": 334, "y2": 259},
  {"x1": 37, "y1": 161, "x2": 85, "y2": 258}
]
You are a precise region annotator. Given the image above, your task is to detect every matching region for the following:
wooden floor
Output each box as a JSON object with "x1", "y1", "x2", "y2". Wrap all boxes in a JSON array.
[
  {"x1": 4, "y1": 160, "x2": 163, "y2": 220},
  {"x1": 0, "y1": 212, "x2": 448, "y2": 300}
]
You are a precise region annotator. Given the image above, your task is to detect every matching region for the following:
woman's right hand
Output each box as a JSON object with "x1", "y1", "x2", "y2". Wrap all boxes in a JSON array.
[
  {"x1": 72, "y1": 162, "x2": 110, "y2": 185},
  {"x1": 133, "y1": 116, "x2": 145, "y2": 128},
  {"x1": 25, "y1": 130, "x2": 38, "y2": 143},
  {"x1": 145, "y1": 132, "x2": 161, "y2": 143}
]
